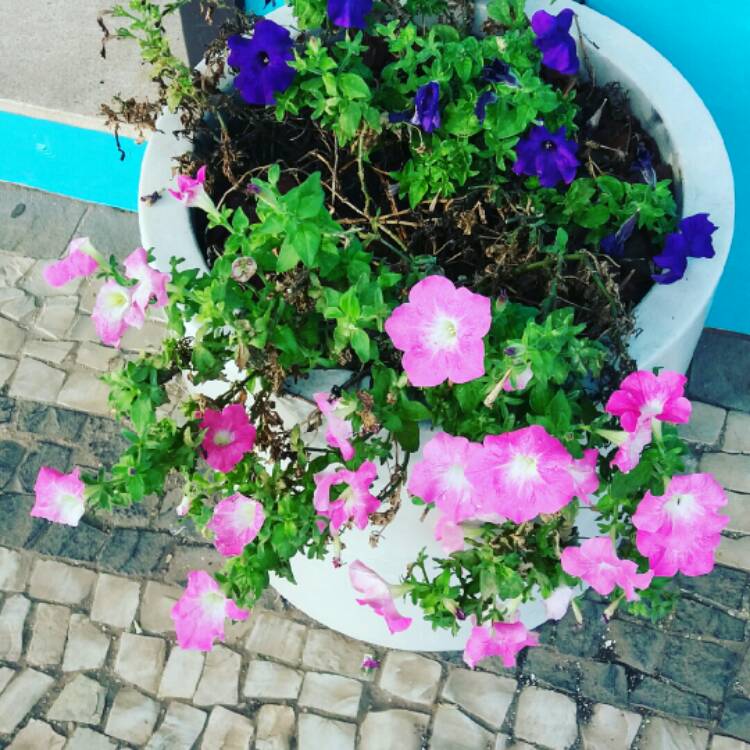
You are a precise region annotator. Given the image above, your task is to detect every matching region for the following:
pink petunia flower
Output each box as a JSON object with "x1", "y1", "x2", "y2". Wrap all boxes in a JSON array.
[
  {"x1": 171, "y1": 570, "x2": 249, "y2": 651},
  {"x1": 434, "y1": 514, "x2": 466, "y2": 554},
  {"x1": 569, "y1": 449, "x2": 599, "y2": 505},
  {"x1": 313, "y1": 461, "x2": 380, "y2": 532},
  {"x1": 123, "y1": 247, "x2": 170, "y2": 313},
  {"x1": 502, "y1": 365, "x2": 534, "y2": 392},
  {"x1": 200, "y1": 404, "x2": 257, "y2": 473},
  {"x1": 314, "y1": 392, "x2": 355, "y2": 461},
  {"x1": 168, "y1": 165, "x2": 216, "y2": 214},
  {"x1": 43, "y1": 237, "x2": 101, "y2": 287},
  {"x1": 92, "y1": 280, "x2": 144, "y2": 348},
  {"x1": 633, "y1": 473, "x2": 729, "y2": 577},
  {"x1": 606, "y1": 370, "x2": 691, "y2": 432},
  {"x1": 408, "y1": 432, "x2": 484, "y2": 522},
  {"x1": 207, "y1": 493, "x2": 266, "y2": 557},
  {"x1": 32, "y1": 466, "x2": 86, "y2": 526},
  {"x1": 463, "y1": 620, "x2": 539, "y2": 669},
  {"x1": 467, "y1": 425, "x2": 576, "y2": 524},
  {"x1": 607, "y1": 422, "x2": 653, "y2": 474},
  {"x1": 384, "y1": 275, "x2": 492, "y2": 387},
  {"x1": 542, "y1": 585, "x2": 575, "y2": 621},
  {"x1": 560, "y1": 536, "x2": 653, "y2": 601},
  {"x1": 348, "y1": 560, "x2": 412, "y2": 634}
]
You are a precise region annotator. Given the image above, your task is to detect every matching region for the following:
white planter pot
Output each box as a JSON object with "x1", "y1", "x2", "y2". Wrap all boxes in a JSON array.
[{"x1": 138, "y1": 1, "x2": 735, "y2": 650}]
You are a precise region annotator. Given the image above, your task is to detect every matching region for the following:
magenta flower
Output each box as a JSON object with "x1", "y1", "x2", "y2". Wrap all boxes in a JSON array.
[
  {"x1": 606, "y1": 370, "x2": 691, "y2": 433},
  {"x1": 168, "y1": 165, "x2": 216, "y2": 214},
  {"x1": 200, "y1": 404, "x2": 257, "y2": 473},
  {"x1": 633, "y1": 473, "x2": 729, "y2": 577},
  {"x1": 609, "y1": 422, "x2": 653, "y2": 474},
  {"x1": 542, "y1": 586, "x2": 575, "y2": 621},
  {"x1": 206, "y1": 493, "x2": 266, "y2": 557},
  {"x1": 467, "y1": 425, "x2": 576, "y2": 524},
  {"x1": 348, "y1": 560, "x2": 412, "y2": 634},
  {"x1": 463, "y1": 620, "x2": 539, "y2": 669},
  {"x1": 313, "y1": 461, "x2": 380, "y2": 532},
  {"x1": 32, "y1": 466, "x2": 86, "y2": 527},
  {"x1": 530, "y1": 8, "x2": 579, "y2": 75},
  {"x1": 43, "y1": 237, "x2": 101, "y2": 287},
  {"x1": 327, "y1": 0, "x2": 373, "y2": 29},
  {"x1": 569, "y1": 449, "x2": 599, "y2": 505},
  {"x1": 314, "y1": 392, "x2": 355, "y2": 461},
  {"x1": 501, "y1": 365, "x2": 533, "y2": 393},
  {"x1": 408, "y1": 432, "x2": 484, "y2": 522},
  {"x1": 384, "y1": 276, "x2": 492, "y2": 387},
  {"x1": 512, "y1": 125, "x2": 580, "y2": 187},
  {"x1": 561, "y1": 536, "x2": 653, "y2": 601},
  {"x1": 123, "y1": 247, "x2": 170, "y2": 314},
  {"x1": 171, "y1": 570, "x2": 249, "y2": 651},
  {"x1": 434, "y1": 515, "x2": 466, "y2": 554},
  {"x1": 92, "y1": 280, "x2": 144, "y2": 348}
]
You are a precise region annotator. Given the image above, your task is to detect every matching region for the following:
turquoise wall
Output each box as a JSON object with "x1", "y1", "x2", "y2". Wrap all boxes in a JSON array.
[{"x1": 585, "y1": 0, "x2": 748, "y2": 332}]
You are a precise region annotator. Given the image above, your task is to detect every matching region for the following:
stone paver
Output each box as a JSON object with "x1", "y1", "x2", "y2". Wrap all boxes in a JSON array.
[
  {"x1": 700, "y1": 452, "x2": 750, "y2": 493},
  {"x1": 442, "y1": 668, "x2": 516, "y2": 731},
  {"x1": 0, "y1": 595, "x2": 31, "y2": 660},
  {"x1": 57, "y1": 370, "x2": 111, "y2": 415},
  {"x1": 48, "y1": 674, "x2": 107, "y2": 725},
  {"x1": 0, "y1": 669, "x2": 55, "y2": 734},
  {"x1": 716, "y1": 537, "x2": 750, "y2": 571},
  {"x1": 723, "y1": 411, "x2": 750, "y2": 453},
  {"x1": 114, "y1": 633, "x2": 167, "y2": 693},
  {"x1": 65, "y1": 727, "x2": 118, "y2": 750},
  {"x1": 62, "y1": 614, "x2": 111, "y2": 672},
  {"x1": 6, "y1": 719, "x2": 65, "y2": 750},
  {"x1": 378, "y1": 651, "x2": 442, "y2": 707},
  {"x1": 0, "y1": 548, "x2": 29, "y2": 591},
  {"x1": 430, "y1": 704, "x2": 494, "y2": 750},
  {"x1": 299, "y1": 672, "x2": 363, "y2": 720},
  {"x1": 255, "y1": 704, "x2": 296, "y2": 750},
  {"x1": 201, "y1": 706, "x2": 255, "y2": 750},
  {"x1": 639, "y1": 716, "x2": 710, "y2": 750},
  {"x1": 725, "y1": 492, "x2": 750, "y2": 535},
  {"x1": 145, "y1": 701, "x2": 207, "y2": 749},
  {"x1": 8, "y1": 357, "x2": 66, "y2": 402},
  {"x1": 514, "y1": 687, "x2": 578, "y2": 750},
  {"x1": 28, "y1": 559, "x2": 95, "y2": 604},
  {"x1": 158, "y1": 647, "x2": 205, "y2": 700},
  {"x1": 297, "y1": 713, "x2": 356, "y2": 750},
  {"x1": 580, "y1": 703, "x2": 642, "y2": 750},
  {"x1": 302, "y1": 628, "x2": 371, "y2": 679},
  {"x1": 22, "y1": 339, "x2": 75, "y2": 365},
  {"x1": 0, "y1": 355, "x2": 18, "y2": 385},
  {"x1": 90, "y1": 572, "x2": 141, "y2": 628},
  {"x1": 244, "y1": 659, "x2": 303, "y2": 701},
  {"x1": 34, "y1": 296, "x2": 78, "y2": 340},
  {"x1": 0, "y1": 318, "x2": 26, "y2": 356},
  {"x1": 193, "y1": 645, "x2": 242, "y2": 706},
  {"x1": 104, "y1": 687, "x2": 160, "y2": 746},
  {"x1": 139, "y1": 580, "x2": 181, "y2": 633},
  {"x1": 359, "y1": 709, "x2": 430, "y2": 750},
  {"x1": 26, "y1": 602, "x2": 70, "y2": 666},
  {"x1": 713, "y1": 737, "x2": 750, "y2": 750},
  {"x1": 679, "y1": 401, "x2": 726, "y2": 446},
  {"x1": 246, "y1": 612, "x2": 308, "y2": 666}
]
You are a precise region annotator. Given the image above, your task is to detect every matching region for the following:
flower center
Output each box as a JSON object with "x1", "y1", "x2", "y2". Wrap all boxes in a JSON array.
[
  {"x1": 509, "y1": 453, "x2": 539, "y2": 481},
  {"x1": 106, "y1": 290, "x2": 130, "y2": 312},
  {"x1": 202, "y1": 590, "x2": 226, "y2": 615},
  {"x1": 642, "y1": 398, "x2": 665, "y2": 417},
  {"x1": 428, "y1": 315, "x2": 460, "y2": 350},
  {"x1": 59, "y1": 492, "x2": 81, "y2": 511},
  {"x1": 214, "y1": 429, "x2": 235, "y2": 447},
  {"x1": 664, "y1": 492, "x2": 698, "y2": 520},
  {"x1": 239, "y1": 501, "x2": 257, "y2": 527},
  {"x1": 543, "y1": 140, "x2": 556, "y2": 151},
  {"x1": 340, "y1": 487, "x2": 356, "y2": 511},
  {"x1": 258, "y1": 50, "x2": 270, "y2": 66},
  {"x1": 444, "y1": 463, "x2": 468, "y2": 490}
]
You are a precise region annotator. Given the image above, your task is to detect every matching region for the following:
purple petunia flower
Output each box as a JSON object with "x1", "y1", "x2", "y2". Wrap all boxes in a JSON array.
[
  {"x1": 531, "y1": 8, "x2": 580, "y2": 76},
  {"x1": 633, "y1": 142, "x2": 657, "y2": 188},
  {"x1": 601, "y1": 213, "x2": 638, "y2": 258},
  {"x1": 327, "y1": 0, "x2": 373, "y2": 29},
  {"x1": 389, "y1": 82, "x2": 441, "y2": 133},
  {"x1": 475, "y1": 91, "x2": 498, "y2": 123},
  {"x1": 481, "y1": 59, "x2": 518, "y2": 87},
  {"x1": 512, "y1": 125, "x2": 580, "y2": 187},
  {"x1": 227, "y1": 19, "x2": 295, "y2": 106},
  {"x1": 652, "y1": 213, "x2": 718, "y2": 285}
]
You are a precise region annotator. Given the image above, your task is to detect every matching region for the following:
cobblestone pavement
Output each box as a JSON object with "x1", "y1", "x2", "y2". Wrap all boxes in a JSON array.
[{"x1": 1, "y1": 183, "x2": 750, "y2": 749}]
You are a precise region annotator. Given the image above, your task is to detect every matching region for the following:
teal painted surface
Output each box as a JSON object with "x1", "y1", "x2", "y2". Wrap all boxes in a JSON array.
[
  {"x1": 0, "y1": 111, "x2": 144, "y2": 212},
  {"x1": 245, "y1": 0, "x2": 285, "y2": 15},
  {"x1": 585, "y1": 0, "x2": 749, "y2": 332}
]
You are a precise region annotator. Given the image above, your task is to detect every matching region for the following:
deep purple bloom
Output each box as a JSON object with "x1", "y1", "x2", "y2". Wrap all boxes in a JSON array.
[
  {"x1": 475, "y1": 91, "x2": 498, "y2": 123},
  {"x1": 531, "y1": 9, "x2": 580, "y2": 75},
  {"x1": 633, "y1": 142, "x2": 657, "y2": 188},
  {"x1": 601, "y1": 213, "x2": 638, "y2": 258},
  {"x1": 389, "y1": 82, "x2": 441, "y2": 133},
  {"x1": 327, "y1": 0, "x2": 373, "y2": 29},
  {"x1": 512, "y1": 125, "x2": 580, "y2": 187},
  {"x1": 652, "y1": 213, "x2": 718, "y2": 285},
  {"x1": 227, "y1": 20, "x2": 295, "y2": 106},
  {"x1": 481, "y1": 59, "x2": 518, "y2": 86}
]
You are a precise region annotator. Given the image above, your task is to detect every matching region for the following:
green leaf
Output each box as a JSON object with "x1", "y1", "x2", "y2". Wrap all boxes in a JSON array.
[
  {"x1": 131, "y1": 395, "x2": 154, "y2": 434},
  {"x1": 395, "y1": 420, "x2": 420, "y2": 452},
  {"x1": 293, "y1": 223, "x2": 321, "y2": 267},
  {"x1": 339, "y1": 288, "x2": 361, "y2": 320},
  {"x1": 350, "y1": 328, "x2": 371, "y2": 362},
  {"x1": 338, "y1": 73, "x2": 370, "y2": 99},
  {"x1": 277, "y1": 238, "x2": 301, "y2": 272},
  {"x1": 576, "y1": 204, "x2": 611, "y2": 229},
  {"x1": 401, "y1": 400, "x2": 431, "y2": 422}
]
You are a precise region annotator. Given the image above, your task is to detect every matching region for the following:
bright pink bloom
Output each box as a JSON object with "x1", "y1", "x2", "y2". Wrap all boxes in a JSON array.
[
  {"x1": 124, "y1": 247, "x2": 170, "y2": 313},
  {"x1": 171, "y1": 570, "x2": 249, "y2": 651},
  {"x1": 467, "y1": 425, "x2": 575, "y2": 524},
  {"x1": 314, "y1": 461, "x2": 380, "y2": 532},
  {"x1": 384, "y1": 275, "x2": 491, "y2": 387},
  {"x1": 314, "y1": 392, "x2": 355, "y2": 461},
  {"x1": 543, "y1": 586, "x2": 575, "y2": 621},
  {"x1": 92, "y1": 280, "x2": 144, "y2": 347},
  {"x1": 633, "y1": 473, "x2": 729, "y2": 577},
  {"x1": 207, "y1": 493, "x2": 266, "y2": 557},
  {"x1": 43, "y1": 237, "x2": 100, "y2": 287},
  {"x1": 463, "y1": 620, "x2": 539, "y2": 669},
  {"x1": 502, "y1": 365, "x2": 533, "y2": 392},
  {"x1": 569, "y1": 449, "x2": 599, "y2": 505},
  {"x1": 408, "y1": 432, "x2": 484, "y2": 522},
  {"x1": 561, "y1": 536, "x2": 653, "y2": 601},
  {"x1": 168, "y1": 165, "x2": 215, "y2": 211},
  {"x1": 434, "y1": 515, "x2": 466, "y2": 554},
  {"x1": 606, "y1": 370, "x2": 691, "y2": 432},
  {"x1": 32, "y1": 466, "x2": 86, "y2": 526},
  {"x1": 610, "y1": 422, "x2": 652, "y2": 474},
  {"x1": 348, "y1": 560, "x2": 412, "y2": 634},
  {"x1": 200, "y1": 404, "x2": 257, "y2": 473}
]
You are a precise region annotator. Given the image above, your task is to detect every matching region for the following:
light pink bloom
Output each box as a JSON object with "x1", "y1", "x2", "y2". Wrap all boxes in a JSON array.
[
  {"x1": 200, "y1": 404, "x2": 257, "y2": 473},
  {"x1": 168, "y1": 165, "x2": 216, "y2": 213},
  {"x1": 633, "y1": 473, "x2": 729, "y2": 577},
  {"x1": 176, "y1": 496, "x2": 191, "y2": 517},
  {"x1": 561, "y1": 536, "x2": 653, "y2": 601},
  {"x1": 569, "y1": 449, "x2": 599, "y2": 504},
  {"x1": 314, "y1": 461, "x2": 380, "y2": 532},
  {"x1": 92, "y1": 280, "x2": 144, "y2": 347},
  {"x1": 606, "y1": 370, "x2": 691, "y2": 432},
  {"x1": 207, "y1": 493, "x2": 266, "y2": 557},
  {"x1": 502, "y1": 365, "x2": 533, "y2": 392},
  {"x1": 463, "y1": 620, "x2": 539, "y2": 669},
  {"x1": 32, "y1": 466, "x2": 86, "y2": 526},
  {"x1": 434, "y1": 515, "x2": 466, "y2": 554},
  {"x1": 467, "y1": 425, "x2": 575, "y2": 524},
  {"x1": 543, "y1": 586, "x2": 575, "y2": 621},
  {"x1": 349, "y1": 560, "x2": 412, "y2": 634},
  {"x1": 384, "y1": 275, "x2": 492, "y2": 387},
  {"x1": 609, "y1": 422, "x2": 653, "y2": 474},
  {"x1": 314, "y1": 392, "x2": 355, "y2": 461},
  {"x1": 408, "y1": 432, "x2": 484, "y2": 522},
  {"x1": 124, "y1": 247, "x2": 170, "y2": 313},
  {"x1": 43, "y1": 237, "x2": 101, "y2": 287},
  {"x1": 171, "y1": 570, "x2": 249, "y2": 651}
]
